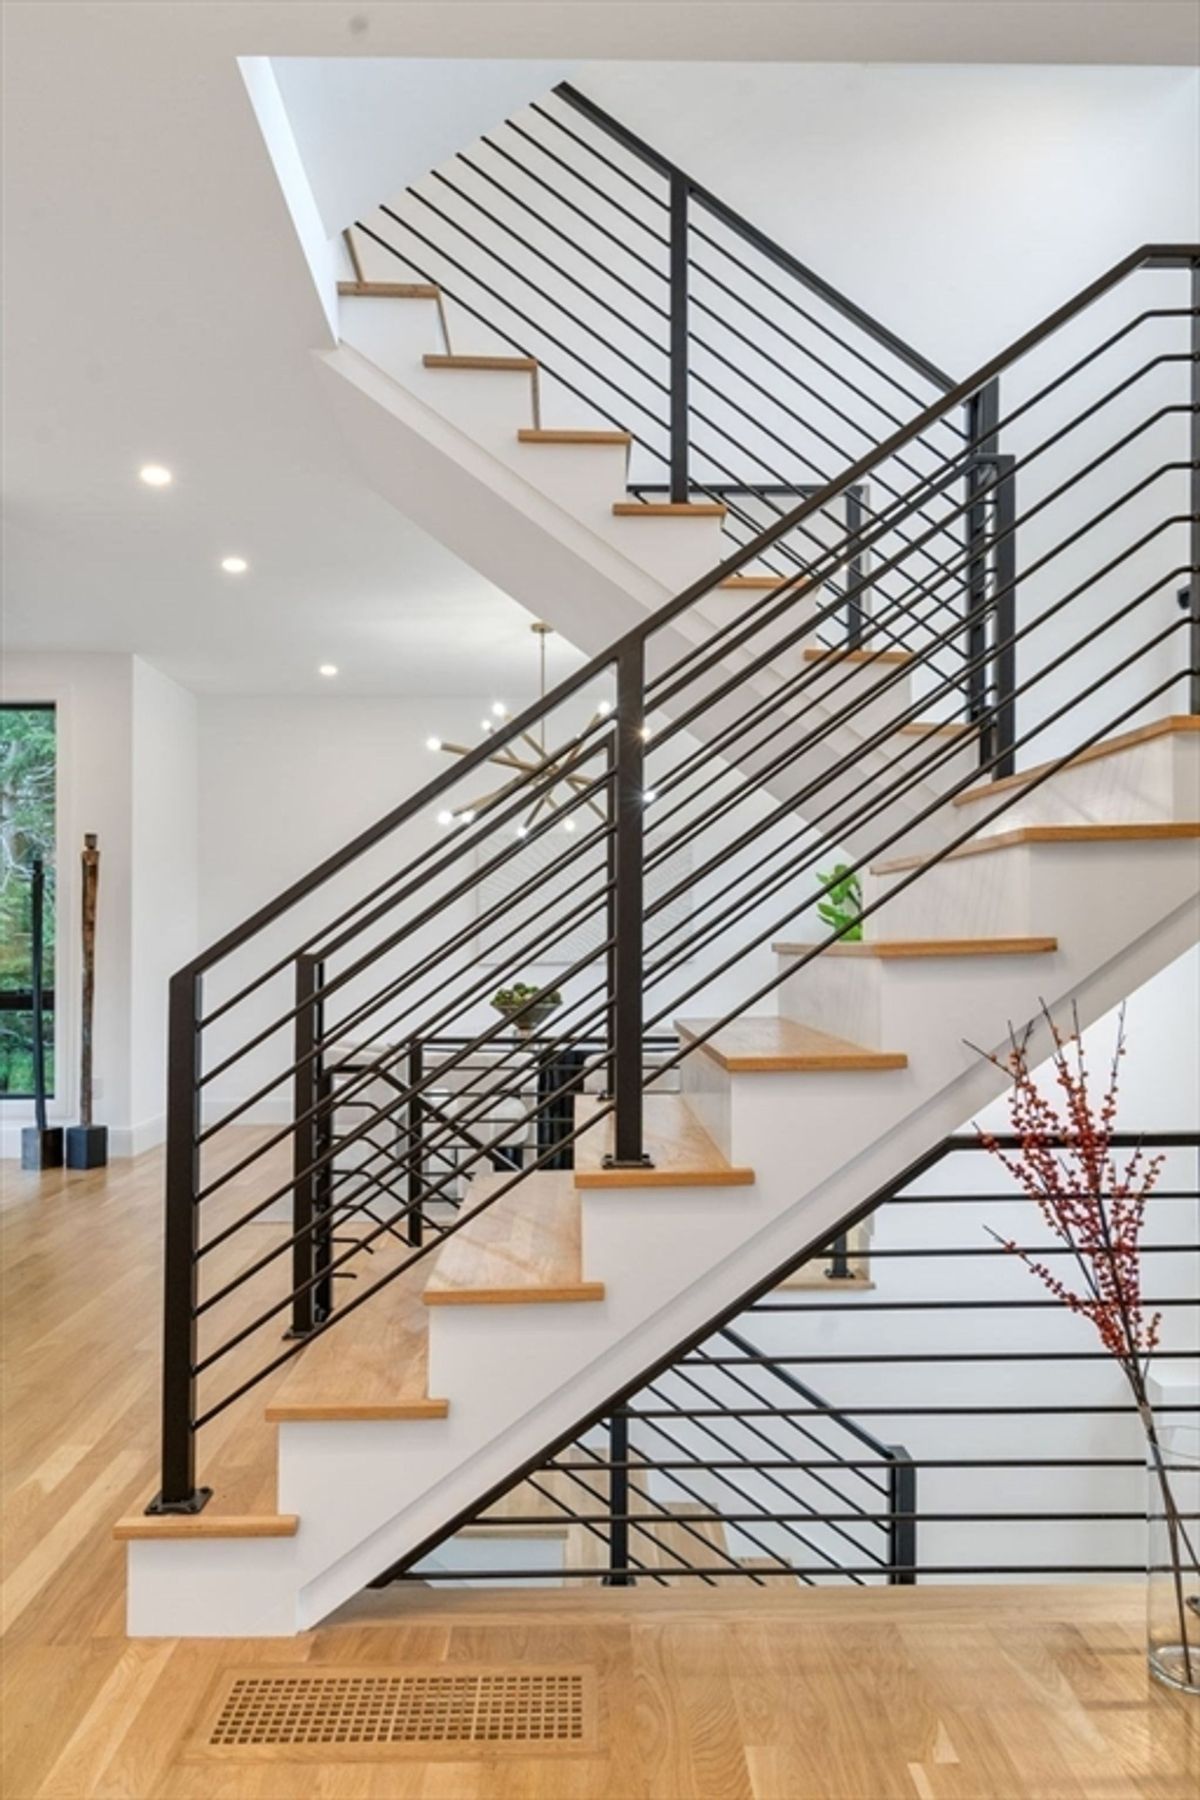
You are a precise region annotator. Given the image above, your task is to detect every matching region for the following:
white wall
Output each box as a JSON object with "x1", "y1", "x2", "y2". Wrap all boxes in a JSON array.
[
  {"x1": 270, "y1": 57, "x2": 567, "y2": 241},
  {"x1": 130, "y1": 658, "x2": 198, "y2": 1146},
  {"x1": 1, "y1": 652, "x2": 197, "y2": 1157},
  {"x1": 577, "y1": 61, "x2": 1200, "y2": 375}
]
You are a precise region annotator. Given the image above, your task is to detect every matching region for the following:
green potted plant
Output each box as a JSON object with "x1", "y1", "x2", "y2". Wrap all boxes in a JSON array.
[
  {"x1": 491, "y1": 979, "x2": 562, "y2": 1037},
  {"x1": 817, "y1": 863, "x2": 863, "y2": 942}
]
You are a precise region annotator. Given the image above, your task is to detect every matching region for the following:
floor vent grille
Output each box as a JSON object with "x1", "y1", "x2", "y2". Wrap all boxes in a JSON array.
[{"x1": 195, "y1": 1666, "x2": 595, "y2": 1758}]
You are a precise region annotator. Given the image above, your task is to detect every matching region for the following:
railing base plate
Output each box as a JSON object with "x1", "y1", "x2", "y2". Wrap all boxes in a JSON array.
[
  {"x1": 144, "y1": 1486, "x2": 213, "y2": 1517},
  {"x1": 601, "y1": 1155, "x2": 655, "y2": 1170}
]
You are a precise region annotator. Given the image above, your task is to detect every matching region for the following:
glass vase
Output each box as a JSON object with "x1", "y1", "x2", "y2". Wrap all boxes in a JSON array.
[{"x1": 1146, "y1": 1421, "x2": 1200, "y2": 1694}]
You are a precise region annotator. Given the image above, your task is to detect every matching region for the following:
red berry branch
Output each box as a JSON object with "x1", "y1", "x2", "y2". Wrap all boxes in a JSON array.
[{"x1": 973, "y1": 1001, "x2": 1197, "y2": 1686}]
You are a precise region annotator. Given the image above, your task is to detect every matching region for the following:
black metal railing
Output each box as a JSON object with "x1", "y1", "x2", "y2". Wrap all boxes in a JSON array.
[
  {"x1": 377, "y1": 1133, "x2": 1196, "y2": 1587},
  {"x1": 347, "y1": 83, "x2": 974, "y2": 675},
  {"x1": 149, "y1": 240, "x2": 1198, "y2": 1513}
]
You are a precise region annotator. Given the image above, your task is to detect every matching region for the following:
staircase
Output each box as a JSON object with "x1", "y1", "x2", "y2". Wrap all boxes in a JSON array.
[
  {"x1": 316, "y1": 82, "x2": 978, "y2": 850},
  {"x1": 114, "y1": 86, "x2": 1199, "y2": 1636}
]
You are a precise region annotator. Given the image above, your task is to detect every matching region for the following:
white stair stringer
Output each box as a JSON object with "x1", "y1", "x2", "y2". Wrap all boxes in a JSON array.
[
  {"x1": 312, "y1": 330, "x2": 958, "y2": 860},
  {"x1": 123, "y1": 830, "x2": 1199, "y2": 1637}
]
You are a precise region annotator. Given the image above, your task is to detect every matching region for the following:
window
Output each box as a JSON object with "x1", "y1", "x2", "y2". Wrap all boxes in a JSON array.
[{"x1": 0, "y1": 705, "x2": 56, "y2": 1098}]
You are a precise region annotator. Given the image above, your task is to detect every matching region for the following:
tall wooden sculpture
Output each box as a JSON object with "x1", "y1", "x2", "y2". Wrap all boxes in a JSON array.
[{"x1": 66, "y1": 833, "x2": 107, "y2": 1168}]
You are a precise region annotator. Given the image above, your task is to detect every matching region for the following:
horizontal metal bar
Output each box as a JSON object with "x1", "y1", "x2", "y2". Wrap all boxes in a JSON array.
[
  {"x1": 390, "y1": 1564, "x2": 1151, "y2": 1580},
  {"x1": 627, "y1": 1404, "x2": 1195, "y2": 1417},
  {"x1": 464, "y1": 1511, "x2": 1198, "y2": 1527},
  {"x1": 684, "y1": 1350, "x2": 1200, "y2": 1364}
]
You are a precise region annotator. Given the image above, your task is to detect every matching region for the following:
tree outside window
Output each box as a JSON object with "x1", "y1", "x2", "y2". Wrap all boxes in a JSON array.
[{"x1": 0, "y1": 705, "x2": 56, "y2": 1097}]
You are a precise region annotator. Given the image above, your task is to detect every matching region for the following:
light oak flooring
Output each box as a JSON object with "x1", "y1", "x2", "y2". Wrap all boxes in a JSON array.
[{"x1": 3, "y1": 1145, "x2": 1199, "y2": 1798}]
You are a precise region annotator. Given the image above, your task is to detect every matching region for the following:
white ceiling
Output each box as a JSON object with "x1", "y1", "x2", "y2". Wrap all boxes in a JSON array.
[{"x1": 3, "y1": 3, "x2": 1197, "y2": 698}]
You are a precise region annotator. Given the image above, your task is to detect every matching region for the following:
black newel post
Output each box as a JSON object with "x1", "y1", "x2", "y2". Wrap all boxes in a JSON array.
[{"x1": 147, "y1": 967, "x2": 209, "y2": 1513}]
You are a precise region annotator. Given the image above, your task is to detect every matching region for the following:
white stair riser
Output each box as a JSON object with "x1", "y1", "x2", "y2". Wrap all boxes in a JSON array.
[
  {"x1": 773, "y1": 949, "x2": 1061, "y2": 1050},
  {"x1": 125, "y1": 1535, "x2": 299, "y2": 1637},
  {"x1": 604, "y1": 512, "x2": 730, "y2": 591},
  {"x1": 953, "y1": 732, "x2": 1200, "y2": 836},
  {"x1": 862, "y1": 835, "x2": 1198, "y2": 938}
]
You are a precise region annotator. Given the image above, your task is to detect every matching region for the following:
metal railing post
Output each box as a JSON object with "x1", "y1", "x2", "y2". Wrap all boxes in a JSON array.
[
  {"x1": 148, "y1": 969, "x2": 210, "y2": 1513},
  {"x1": 965, "y1": 379, "x2": 1000, "y2": 759},
  {"x1": 288, "y1": 954, "x2": 322, "y2": 1337},
  {"x1": 825, "y1": 1232, "x2": 854, "y2": 1280},
  {"x1": 406, "y1": 1037, "x2": 425, "y2": 1249},
  {"x1": 845, "y1": 486, "x2": 867, "y2": 648},
  {"x1": 886, "y1": 1448, "x2": 917, "y2": 1585},
  {"x1": 991, "y1": 455, "x2": 1018, "y2": 778},
  {"x1": 602, "y1": 1407, "x2": 635, "y2": 1586},
  {"x1": 607, "y1": 640, "x2": 651, "y2": 1168},
  {"x1": 1189, "y1": 258, "x2": 1199, "y2": 713},
  {"x1": 668, "y1": 171, "x2": 689, "y2": 503}
]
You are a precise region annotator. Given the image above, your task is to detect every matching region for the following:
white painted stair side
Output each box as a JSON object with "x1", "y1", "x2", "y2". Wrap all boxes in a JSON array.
[
  {"x1": 125, "y1": 827, "x2": 1198, "y2": 1636},
  {"x1": 314, "y1": 343, "x2": 953, "y2": 858}
]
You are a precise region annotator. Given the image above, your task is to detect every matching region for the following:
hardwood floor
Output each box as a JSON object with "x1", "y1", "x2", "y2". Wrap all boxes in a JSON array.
[{"x1": 3, "y1": 1147, "x2": 1199, "y2": 1798}]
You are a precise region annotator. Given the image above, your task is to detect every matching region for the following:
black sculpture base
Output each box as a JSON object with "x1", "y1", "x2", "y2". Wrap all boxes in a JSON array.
[
  {"x1": 21, "y1": 1126, "x2": 64, "y2": 1170},
  {"x1": 66, "y1": 1124, "x2": 108, "y2": 1169}
]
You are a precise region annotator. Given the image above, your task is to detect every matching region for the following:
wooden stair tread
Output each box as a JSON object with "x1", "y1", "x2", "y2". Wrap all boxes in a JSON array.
[
  {"x1": 574, "y1": 1093, "x2": 754, "y2": 1188},
  {"x1": 873, "y1": 821, "x2": 1200, "y2": 875},
  {"x1": 803, "y1": 646, "x2": 912, "y2": 666},
  {"x1": 266, "y1": 1264, "x2": 447, "y2": 1422},
  {"x1": 612, "y1": 501, "x2": 726, "y2": 518},
  {"x1": 338, "y1": 280, "x2": 439, "y2": 299},
  {"x1": 676, "y1": 1016, "x2": 907, "y2": 1073},
  {"x1": 517, "y1": 428, "x2": 631, "y2": 445},
  {"x1": 423, "y1": 353, "x2": 537, "y2": 371},
  {"x1": 423, "y1": 1173, "x2": 603, "y2": 1306},
  {"x1": 953, "y1": 715, "x2": 1200, "y2": 808},
  {"x1": 772, "y1": 936, "x2": 1059, "y2": 959},
  {"x1": 114, "y1": 1512, "x2": 298, "y2": 1541},
  {"x1": 718, "y1": 575, "x2": 792, "y2": 590}
]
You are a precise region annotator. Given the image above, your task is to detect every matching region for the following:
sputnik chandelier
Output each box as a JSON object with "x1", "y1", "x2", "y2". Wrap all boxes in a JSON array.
[{"x1": 425, "y1": 622, "x2": 613, "y2": 835}]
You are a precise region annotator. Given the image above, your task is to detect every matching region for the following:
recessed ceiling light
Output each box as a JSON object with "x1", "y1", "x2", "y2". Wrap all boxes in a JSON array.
[
  {"x1": 318, "y1": 663, "x2": 338, "y2": 678},
  {"x1": 139, "y1": 463, "x2": 173, "y2": 487},
  {"x1": 220, "y1": 555, "x2": 248, "y2": 575}
]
